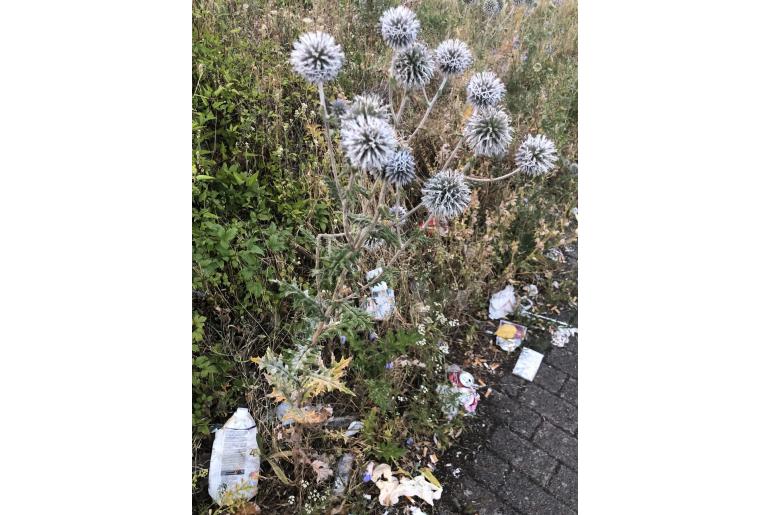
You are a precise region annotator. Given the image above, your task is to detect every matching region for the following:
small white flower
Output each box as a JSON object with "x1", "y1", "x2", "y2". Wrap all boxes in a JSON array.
[
  {"x1": 435, "y1": 39, "x2": 473, "y2": 76},
  {"x1": 466, "y1": 71, "x2": 505, "y2": 108},
  {"x1": 289, "y1": 31, "x2": 344, "y2": 84},
  {"x1": 421, "y1": 169, "x2": 472, "y2": 220},
  {"x1": 515, "y1": 134, "x2": 559, "y2": 176},
  {"x1": 380, "y1": 6, "x2": 421, "y2": 49}
]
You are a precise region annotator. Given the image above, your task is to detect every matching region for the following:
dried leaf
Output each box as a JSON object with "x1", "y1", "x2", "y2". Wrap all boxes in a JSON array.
[{"x1": 311, "y1": 459, "x2": 334, "y2": 483}]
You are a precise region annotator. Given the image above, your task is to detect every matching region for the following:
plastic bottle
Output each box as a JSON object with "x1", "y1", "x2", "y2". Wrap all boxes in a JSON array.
[{"x1": 208, "y1": 407, "x2": 260, "y2": 505}]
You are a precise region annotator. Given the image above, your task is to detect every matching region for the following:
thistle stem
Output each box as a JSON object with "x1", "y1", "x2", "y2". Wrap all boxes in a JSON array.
[
  {"x1": 407, "y1": 76, "x2": 448, "y2": 144},
  {"x1": 465, "y1": 167, "x2": 521, "y2": 183},
  {"x1": 318, "y1": 83, "x2": 351, "y2": 241},
  {"x1": 441, "y1": 135, "x2": 464, "y2": 171},
  {"x1": 395, "y1": 93, "x2": 409, "y2": 127}
]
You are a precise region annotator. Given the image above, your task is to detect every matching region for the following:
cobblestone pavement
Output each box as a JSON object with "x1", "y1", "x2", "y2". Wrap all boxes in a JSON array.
[{"x1": 436, "y1": 334, "x2": 578, "y2": 514}]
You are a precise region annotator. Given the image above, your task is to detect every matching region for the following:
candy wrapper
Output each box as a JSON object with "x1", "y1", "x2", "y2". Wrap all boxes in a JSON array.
[
  {"x1": 512, "y1": 348, "x2": 544, "y2": 381},
  {"x1": 445, "y1": 365, "x2": 480, "y2": 414},
  {"x1": 495, "y1": 320, "x2": 527, "y2": 352}
]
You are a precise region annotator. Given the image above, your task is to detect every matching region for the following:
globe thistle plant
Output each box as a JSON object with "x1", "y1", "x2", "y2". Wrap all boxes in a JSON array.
[
  {"x1": 379, "y1": 6, "x2": 420, "y2": 49},
  {"x1": 483, "y1": 0, "x2": 502, "y2": 16},
  {"x1": 330, "y1": 98, "x2": 349, "y2": 118},
  {"x1": 466, "y1": 71, "x2": 505, "y2": 108},
  {"x1": 389, "y1": 205, "x2": 408, "y2": 226},
  {"x1": 435, "y1": 39, "x2": 474, "y2": 76},
  {"x1": 384, "y1": 147, "x2": 417, "y2": 187},
  {"x1": 340, "y1": 115, "x2": 398, "y2": 172},
  {"x1": 463, "y1": 107, "x2": 513, "y2": 157},
  {"x1": 343, "y1": 93, "x2": 390, "y2": 122},
  {"x1": 515, "y1": 134, "x2": 559, "y2": 176},
  {"x1": 421, "y1": 169, "x2": 472, "y2": 220},
  {"x1": 290, "y1": 31, "x2": 345, "y2": 84},
  {"x1": 392, "y1": 42, "x2": 435, "y2": 90}
]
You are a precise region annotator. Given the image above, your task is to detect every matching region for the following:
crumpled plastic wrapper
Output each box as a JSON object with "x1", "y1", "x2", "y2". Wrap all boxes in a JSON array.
[
  {"x1": 488, "y1": 285, "x2": 517, "y2": 319},
  {"x1": 442, "y1": 365, "x2": 480, "y2": 415},
  {"x1": 551, "y1": 326, "x2": 578, "y2": 348},
  {"x1": 365, "y1": 282, "x2": 395, "y2": 320},
  {"x1": 512, "y1": 348, "x2": 544, "y2": 381},
  {"x1": 495, "y1": 320, "x2": 527, "y2": 352}
]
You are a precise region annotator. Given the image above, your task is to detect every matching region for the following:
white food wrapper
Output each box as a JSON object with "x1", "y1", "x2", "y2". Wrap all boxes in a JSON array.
[
  {"x1": 512, "y1": 348, "x2": 544, "y2": 381},
  {"x1": 488, "y1": 285, "x2": 517, "y2": 319},
  {"x1": 208, "y1": 407, "x2": 260, "y2": 505},
  {"x1": 551, "y1": 327, "x2": 578, "y2": 348},
  {"x1": 366, "y1": 267, "x2": 383, "y2": 281}
]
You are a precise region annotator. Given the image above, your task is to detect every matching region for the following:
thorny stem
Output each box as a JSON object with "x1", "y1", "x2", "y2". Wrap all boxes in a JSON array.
[
  {"x1": 466, "y1": 167, "x2": 521, "y2": 183},
  {"x1": 407, "y1": 76, "x2": 448, "y2": 144},
  {"x1": 318, "y1": 83, "x2": 351, "y2": 241},
  {"x1": 314, "y1": 232, "x2": 346, "y2": 291},
  {"x1": 388, "y1": 79, "x2": 397, "y2": 119}
]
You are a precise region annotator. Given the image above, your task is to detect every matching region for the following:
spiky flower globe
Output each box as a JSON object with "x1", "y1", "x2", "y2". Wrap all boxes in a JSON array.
[
  {"x1": 340, "y1": 115, "x2": 397, "y2": 172},
  {"x1": 343, "y1": 94, "x2": 390, "y2": 122},
  {"x1": 384, "y1": 147, "x2": 417, "y2": 187},
  {"x1": 463, "y1": 107, "x2": 513, "y2": 157},
  {"x1": 290, "y1": 31, "x2": 345, "y2": 84},
  {"x1": 483, "y1": 0, "x2": 502, "y2": 16},
  {"x1": 435, "y1": 39, "x2": 474, "y2": 76},
  {"x1": 379, "y1": 6, "x2": 421, "y2": 49},
  {"x1": 330, "y1": 98, "x2": 349, "y2": 118},
  {"x1": 389, "y1": 205, "x2": 408, "y2": 226},
  {"x1": 421, "y1": 170, "x2": 472, "y2": 220},
  {"x1": 392, "y1": 42, "x2": 435, "y2": 90},
  {"x1": 466, "y1": 71, "x2": 505, "y2": 108},
  {"x1": 516, "y1": 134, "x2": 559, "y2": 176}
]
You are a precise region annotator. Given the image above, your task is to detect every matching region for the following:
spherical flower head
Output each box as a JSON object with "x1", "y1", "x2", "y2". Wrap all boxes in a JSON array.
[
  {"x1": 340, "y1": 115, "x2": 397, "y2": 172},
  {"x1": 515, "y1": 134, "x2": 559, "y2": 176},
  {"x1": 392, "y1": 42, "x2": 435, "y2": 90},
  {"x1": 466, "y1": 71, "x2": 505, "y2": 108},
  {"x1": 421, "y1": 169, "x2": 472, "y2": 220},
  {"x1": 290, "y1": 31, "x2": 345, "y2": 84},
  {"x1": 435, "y1": 39, "x2": 473, "y2": 76},
  {"x1": 483, "y1": 0, "x2": 502, "y2": 16},
  {"x1": 343, "y1": 93, "x2": 390, "y2": 122},
  {"x1": 463, "y1": 107, "x2": 513, "y2": 157},
  {"x1": 380, "y1": 6, "x2": 420, "y2": 49},
  {"x1": 389, "y1": 205, "x2": 408, "y2": 226},
  {"x1": 384, "y1": 147, "x2": 417, "y2": 187},
  {"x1": 330, "y1": 98, "x2": 349, "y2": 118}
]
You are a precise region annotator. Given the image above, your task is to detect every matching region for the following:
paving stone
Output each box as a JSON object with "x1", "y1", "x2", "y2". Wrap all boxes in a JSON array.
[
  {"x1": 533, "y1": 363, "x2": 568, "y2": 394},
  {"x1": 496, "y1": 378, "x2": 529, "y2": 399},
  {"x1": 498, "y1": 468, "x2": 576, "y2": 515},
  {"x1": 485, "y1": 392, "x2": 543, "y2": 438},
  {"x1": 519, "y1": 385, "x2": 578, "y2": 434},
  {"x1": 470, "y1": 450, "x2": 510, "y2": 490},
  {"x1": 533, "y1": 422, "x2": 578, "y2": 470},
  {"x1": 547, "y1": 465, "x2": 577, "y2": 510},
  {"x1": 446, "y1": 476, "x2": 517, "y2": 515},
  {"x1": 545, "y1": 347, "x2": 577, "y2": 377},
  {"x1": 489, "y1": 426, "x2": 558, "y2": 487},
  {"x1": 559, "y1": 377, "x2": 577, "y2": 406}
]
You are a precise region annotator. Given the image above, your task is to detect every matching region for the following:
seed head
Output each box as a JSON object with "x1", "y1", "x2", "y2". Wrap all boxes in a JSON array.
[
  {"x1": 435, "y1": 39, "x2": 474, "y2": 76},
  {"x1": 392, "y1": 42, "x2": 435, "y2": 90},
  {"x1": 380, "y1": 6, "x2": 421, "y2": 49},
  {"x1": 515, "y1": 134, "x2": 559, "y2": 176},
  {"x1": 421, "y1": 169, "x2": 472, "y2": 220},
  {"x1": 466, "y1": 71, "x2": 505, "y2": 108},
  {"x1": 464, "y1": 107, "x2": 513, "y2": 157},
  {"x1": 289, "y1": 31, "x2": 344, "y2": 84}
]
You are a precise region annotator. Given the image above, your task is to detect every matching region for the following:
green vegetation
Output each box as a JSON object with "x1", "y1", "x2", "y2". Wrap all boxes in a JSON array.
[{"x1": 192, "y1": 1, "x2": 577, "y2": 513}]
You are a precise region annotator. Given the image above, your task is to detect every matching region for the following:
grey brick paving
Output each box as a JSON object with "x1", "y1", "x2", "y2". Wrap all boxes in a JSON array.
[{"x1": 437, "y1": 331, "x2": 578, "y2": 514}]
